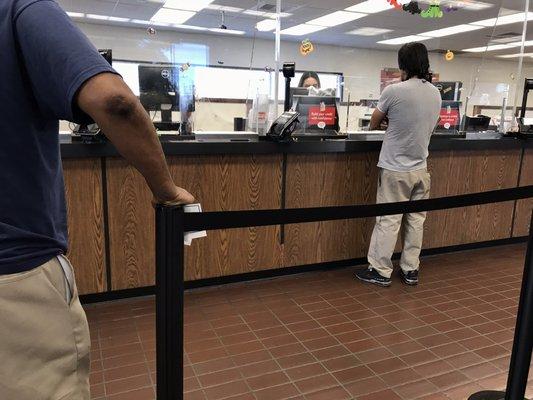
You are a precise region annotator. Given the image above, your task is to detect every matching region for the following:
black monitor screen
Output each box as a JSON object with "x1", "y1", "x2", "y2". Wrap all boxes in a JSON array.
[
  {"x1": 138, "y1": 66, "x2": 179, "y2": 112},
  {"x1": 294, "y1": 96, "x2": 340, "y2": 133},
  {"x1": 434, "y1": 81, "x2": 462, "y2": 101}
]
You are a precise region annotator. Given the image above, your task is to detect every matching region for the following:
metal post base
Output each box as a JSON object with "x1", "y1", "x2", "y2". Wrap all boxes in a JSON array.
[{"x1": 468, "y1": 390, "x2": 529, "y2": 399}]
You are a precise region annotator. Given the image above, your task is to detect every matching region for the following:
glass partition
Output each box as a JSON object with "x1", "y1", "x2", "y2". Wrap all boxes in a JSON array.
[
  {"x1": 274, "y1": 0, "x2": 531, "y2": 135},
  {"x1": 57, "y1": 0, "x2": 531, "y2": 136},
  {"x1": 57, "y1": 0, "x2": 283, "y2": 134}
]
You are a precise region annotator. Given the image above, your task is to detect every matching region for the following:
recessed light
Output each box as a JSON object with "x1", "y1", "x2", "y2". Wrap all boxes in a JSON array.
[
  {"x1": 256, "y1": 19, "x2": 278, "y2": 32},
  {"x1": 346, "y1": 1, "x2": 392, "y2": 14},
  {"x1": 163, "y1": 0, "x2": 213, "y2": 12},
  {"x1": 66, "y1": 11, "x2": 85, "y2": 18},
  {"x1": 209, "y1": 28, "x2": 245, "y2": 35},
  {"x1": 151, "y1": 8, "x2": 196, "y2": 24},
  {"x1": 307, "y1": 11, "x2": 366, "y2": 27},
  {"x1": 471, "y1": 12, "x2": 533, "y2": 27},
  {"x1": 420, "y1": 24, "x2": 483, "y2": 38},
  {"x1": 281, "y1": 24, "x2": 327, "y2": 36},
  {"x1": 347, "y1": 27, "x2": 393, "y2": 36},
  {"x1": 378, "y1": 35, "x2": 431, "y2": 45}
]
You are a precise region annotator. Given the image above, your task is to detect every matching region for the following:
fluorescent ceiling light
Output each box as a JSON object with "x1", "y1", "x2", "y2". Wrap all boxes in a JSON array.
[
  {"x1": 151, "y1": 8, "x2": 195, "y2": 24},
  {"x1": 281, "y1": 24, "x2": 327, "y2": 36},
  {"x1": 205, "y1": 5, "x2": 243, "y2": 13},
  {"x1": 243, "y1": 10, "x2": 267, "y2": 17},
  {"x1": 463, "y1": 44, "x2": 514, "y2": 52},
  {"x1": 346, "y1": 1, "x2": 392, "y2": 14},
  {"x1": 463, "y1": 40, "x2": 533, "y2": 52},
  {"x1": 108, "y1": 16, "x2": 131, "y2": 22},
  {"x1": 66, "y1": 11, "x2": 85, "y2": 18},
  {"x1": 378, "y1": 35, "x2": 431, "y2": 45},
  {"x1": 472, "y1": 12, "x2": 533, "y2": 27},
  {"x1": 306, "y1": 10, "x2": 366, "y2": 27},
  {"x1": 131, "y1": 19, "x2": 152, "y2": 25},
  {"x1": 499, "y1": 53, "x2": 533, "y2": 58},
  {"x1": 256, "y1": 19, "x2": 278, "y2": 32},
  {"x1": 347, "y1": 27, "x2": 392, "y2": 36},
  {"x1": 209, "y1": 28, "x2": 245, "y2": 35},
  {"x1": 86, "y1": 14, "x2": 110, "y2": 20},
  {"x1": 163, "y1": 0, "x2": 213, "y2": 12},
  {"x1": 243, "y1": 10, "x2": 291, "y2": 18},
  {"x1": 173, "y1": 24, "x2": 208, "y2": 31},
  {"x1": 420, "y1": 24, "x2": 483, "y2": 38}
]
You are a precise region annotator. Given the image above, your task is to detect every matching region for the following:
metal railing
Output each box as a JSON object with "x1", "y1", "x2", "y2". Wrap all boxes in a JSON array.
[{"x1": 155, "y1": 185, "x2": 533, "y2": 400}]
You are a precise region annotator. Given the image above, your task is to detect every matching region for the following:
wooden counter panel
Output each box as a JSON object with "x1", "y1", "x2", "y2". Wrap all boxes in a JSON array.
[
  {"x1": 425, "y1": 149, "x2": 520, "y2": 248},
  {"x1": 513, "y1": 147, "x2": 533, "y2": 237},
  {"x1": 107, "y1": 155, "x2": 283, "y2": 289},
  {"x1": 284, "y1": 149, "x2": 520, "y2": 267},
  {"x1": 284, "y1": 153, "x2": 379, "y2": 267},
  {"x1": 63, "y1": 158, "x2": 107, "y2": 294}
]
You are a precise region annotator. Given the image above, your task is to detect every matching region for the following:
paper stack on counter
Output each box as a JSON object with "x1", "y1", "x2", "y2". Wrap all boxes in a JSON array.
[{"x1": 183, "y1": 204, "x2": 207, "y2": 246}]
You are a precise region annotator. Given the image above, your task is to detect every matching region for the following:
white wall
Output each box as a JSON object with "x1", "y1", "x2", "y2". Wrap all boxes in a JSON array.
[{"x1": 68, "y1": 22, "x2": 533, "y2": 132}]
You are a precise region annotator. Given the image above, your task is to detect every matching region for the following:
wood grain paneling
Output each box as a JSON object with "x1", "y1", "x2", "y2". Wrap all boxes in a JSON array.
[
  {"x1": 513, "y1": 147, "x2": 533, "y2": 237},
  {"x1": 284, "y1": 149, "x2": 521, "y2": 267},
  {"x1": 425, "y1": 149, "x2": 521, "y2": 248},
  {"x1": 106, "y1": 155, "x2": 283, "y2": 289},
  {"x1": 63, "y1": 158, "x2": 107, "y2": 294},
  {"x1": 284, "y1": 153, "x2": 379, "y2": 267}
]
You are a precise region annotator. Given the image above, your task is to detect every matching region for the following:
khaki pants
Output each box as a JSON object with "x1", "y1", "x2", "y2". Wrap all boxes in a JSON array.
[
  {"x1": 0, "y1": 257, "x2": 90, "y2": 400},
  {"x1": 368, "y1": 168, "x2": 431, "y2": 278}
]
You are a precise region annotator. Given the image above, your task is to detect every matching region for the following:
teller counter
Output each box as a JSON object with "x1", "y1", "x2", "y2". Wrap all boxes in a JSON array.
[{"x1": 60, "y1": 135, "x2": 533, "y2": 297}]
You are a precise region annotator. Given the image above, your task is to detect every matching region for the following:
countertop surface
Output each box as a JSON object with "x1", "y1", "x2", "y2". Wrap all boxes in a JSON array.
[{"x1": 60, "y1": 132, "x2": 531, "y2": 159}]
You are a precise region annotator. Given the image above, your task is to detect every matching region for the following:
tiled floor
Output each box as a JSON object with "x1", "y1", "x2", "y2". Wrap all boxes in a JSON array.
[{"x1": 86, "y1": 243, "x2": 533, "y2": 400}]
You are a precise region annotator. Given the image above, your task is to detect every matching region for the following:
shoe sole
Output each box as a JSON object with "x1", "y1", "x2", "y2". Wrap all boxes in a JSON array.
[
  {"x1": 356, "y1": 274, "x2": 391, "y2": 287},
  {"x1": 400, "y1": 275, "x2": 418, "y2": 286}
]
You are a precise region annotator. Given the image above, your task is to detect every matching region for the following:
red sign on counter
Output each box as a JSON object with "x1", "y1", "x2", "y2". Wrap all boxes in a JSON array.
[{"x1": 308, "y1": 105, "x2": 336, "y2": 126}]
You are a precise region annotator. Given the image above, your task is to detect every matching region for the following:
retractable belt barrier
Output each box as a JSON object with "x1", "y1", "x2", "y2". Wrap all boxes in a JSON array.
[{"x1": 155, "y1": 185, "x2": 533, "y2": 400}]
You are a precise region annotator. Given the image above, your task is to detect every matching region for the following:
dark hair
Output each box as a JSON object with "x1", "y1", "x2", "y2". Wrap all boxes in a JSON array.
[
  {"x1": 298, "y1": 71, "x2": 321, "y2": 88},
  {"x1": 398, "y1": 42, "x2": 433, "y2": 82}
]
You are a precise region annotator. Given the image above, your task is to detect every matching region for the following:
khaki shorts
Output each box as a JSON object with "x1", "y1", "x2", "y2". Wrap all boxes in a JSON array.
[{"x1": 0, "y1": 256, "x2": 90, "y2": 400}]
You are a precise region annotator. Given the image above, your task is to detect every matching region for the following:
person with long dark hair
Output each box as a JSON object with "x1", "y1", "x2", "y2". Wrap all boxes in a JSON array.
[
  {"x1": 298, "y1": 71, "x2": 321, "y2": 89},
  {"x1": 356, "y1": 42, "x2": 441, "y2": 287}
]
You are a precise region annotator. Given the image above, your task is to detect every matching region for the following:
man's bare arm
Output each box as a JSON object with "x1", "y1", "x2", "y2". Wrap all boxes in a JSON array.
[
  {"x1": 369, "y1": 108, "x2": 387, "y2": 131},
  {"x1": 75, "y1": 73, "x2": 194, "y2": 205}
]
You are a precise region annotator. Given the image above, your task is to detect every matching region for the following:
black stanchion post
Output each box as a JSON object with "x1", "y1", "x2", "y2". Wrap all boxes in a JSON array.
[
  {"x1": 469, "y1": 213, "x2": 533, "y2": 400},
  {"x1": 155, "y1": 205, "x2": 185, "y2": 400}
]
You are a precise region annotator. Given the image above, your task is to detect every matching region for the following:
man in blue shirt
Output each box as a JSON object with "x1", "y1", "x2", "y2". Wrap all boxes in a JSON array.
[{"x1": 0, "y1": 1, "x2": 194, "y2": 398}]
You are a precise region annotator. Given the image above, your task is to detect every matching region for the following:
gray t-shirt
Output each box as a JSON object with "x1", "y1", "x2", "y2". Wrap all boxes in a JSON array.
[{"x1": 377, "y1": 78, "x2": 442, "y2": 172}]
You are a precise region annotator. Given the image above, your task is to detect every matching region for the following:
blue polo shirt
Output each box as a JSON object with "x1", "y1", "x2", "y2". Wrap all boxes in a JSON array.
[{"x1": 0, "y1": 0, "x2": 115, "y2": 274}]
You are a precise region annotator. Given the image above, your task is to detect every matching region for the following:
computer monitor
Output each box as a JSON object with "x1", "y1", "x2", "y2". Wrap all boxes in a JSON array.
[
  {"x1": 434, "y1": 81, "x2": 462, "y2": 101},
  {"x1": 294, "y1": 95, "x2": 340, "y2": 134},
  {"x1": 464, "y1": 115, "x2": 491, "y2": 132},
  {"x1": 138, "y1": 65, "x2": 181, "y2": 130}
]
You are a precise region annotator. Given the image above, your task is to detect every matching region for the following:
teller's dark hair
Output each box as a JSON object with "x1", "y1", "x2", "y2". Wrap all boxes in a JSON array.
[
  {"x1": 298, "y1": 71, "x2": 321, "y2": 88},
  {"x1": 398, "y1": 42, "x2": 433, "y2": 82}
]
